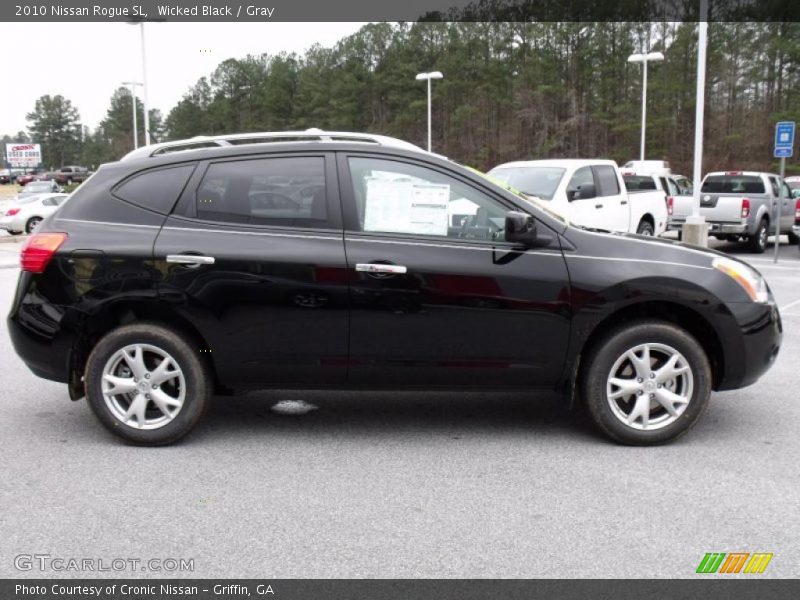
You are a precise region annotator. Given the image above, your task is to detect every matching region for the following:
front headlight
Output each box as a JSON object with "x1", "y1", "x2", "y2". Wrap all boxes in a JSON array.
[{"x1": 712, "y1": 257, "x2": 769, "y2": 303}]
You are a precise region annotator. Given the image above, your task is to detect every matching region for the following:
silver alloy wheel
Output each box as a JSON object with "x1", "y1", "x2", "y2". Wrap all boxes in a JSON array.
[
  {"x1": 101, "y1": 343, "x2": 186, "y2": 430},
  {"x1": 27, "y1": 218, "x2": 41, "y2": 233},
  {"x1": 759, "y1": 224, "x2": 768, "y2": 249},
  {"x1": 606, "y1": 342, "x2": 694, "y2": 431}
]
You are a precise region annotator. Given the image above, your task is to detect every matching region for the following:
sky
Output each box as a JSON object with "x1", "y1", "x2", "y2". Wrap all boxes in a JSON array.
[{"x1": 0, "y1": 22, "x2": 365, "y2": 136}]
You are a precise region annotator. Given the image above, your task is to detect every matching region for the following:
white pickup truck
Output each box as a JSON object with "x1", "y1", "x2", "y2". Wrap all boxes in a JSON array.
[
  {"x1": 487, "y1": 159, "x2": 667, "y2": 236},
  {"x1": 620, "y1": 170, "x2": 694, "y2": 233}
]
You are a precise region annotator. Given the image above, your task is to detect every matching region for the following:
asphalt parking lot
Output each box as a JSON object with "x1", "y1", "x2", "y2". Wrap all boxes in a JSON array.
[{"x1": 0, "y1": 238, "x2": 798, "y2": 579}]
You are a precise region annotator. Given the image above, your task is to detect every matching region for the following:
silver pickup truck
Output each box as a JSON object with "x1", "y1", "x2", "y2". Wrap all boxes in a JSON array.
[{"x1": 697, "y1": 171, "x2": 798, "y2": 253}]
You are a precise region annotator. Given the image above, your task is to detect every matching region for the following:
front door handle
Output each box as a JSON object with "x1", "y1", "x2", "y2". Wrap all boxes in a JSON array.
[
  {"x1": 355, "y1": 263, "x2": 407, "y2": 275},
  {"x1": 594, "y1": 204, "x2": 603, "y2": 209},
  {"x1": 620, "y1": 200, "x2": 628, "y2": 205},
  {"x1": 166, "y1": 254, "x2": 215, "y2": 266}
]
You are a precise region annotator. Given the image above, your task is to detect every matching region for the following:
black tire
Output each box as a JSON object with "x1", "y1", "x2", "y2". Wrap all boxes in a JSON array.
[
  {"x1": 7, "y1": 230, "x2": 22, "y2": 236},
  {"x1": 676, "y1": 230, "x2": 683, "y2": 242},
  {"x1": 636, "y1": 220, "x2": 654, "y2": 236},
  {"x1": 25, "y1": 217, "x2": 42, "y2": 234},
  {"x1": 580, "y1": 320, "x2": 712, "y2": 446},
  {"x1": 788, "y1": 231, "x2": 799, "y2": 245},
  {"x1": 84, "y1": 323, "x2": 211, "y2": 445},
  {"x1": 747, "y1": 218, "x2": 769, "y2": 253}
]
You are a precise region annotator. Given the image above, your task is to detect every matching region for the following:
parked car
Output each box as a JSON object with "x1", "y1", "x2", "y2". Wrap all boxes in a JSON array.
[
  {"x1": 0, "y1": 168, "x2": 24, "y2": 184},
  {"x1": 0, "y1": 193, "x2": 69, "y2": 234},
  {"x1": 53, "y1": 165, "x2": 91, "y2": 185},
  {"x1": 696, "y1": 171, "x2": 797, "y2": 252},
  {"x1": 488, "y1": 159, "x2": 667, "y2": 236},
  {"x1": 621, "y1": 170, "x2": 693, "y2": 234},
  {"x1": 17, "y1": 180, "x2": 63, "y2": 198},
  {"x1": 16, "y1": 170, "x2": 45, "y2": 186},
  {"x1": 8, "y1": 130, "x2": 781, "y2": 446}
]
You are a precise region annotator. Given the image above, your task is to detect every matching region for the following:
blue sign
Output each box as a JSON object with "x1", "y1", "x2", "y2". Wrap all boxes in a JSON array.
[{"x1": 774, "y1": 121, "x2": 795, "y2": 158}]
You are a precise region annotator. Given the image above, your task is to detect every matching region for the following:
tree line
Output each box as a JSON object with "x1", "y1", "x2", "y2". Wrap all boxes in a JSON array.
[{"x1": 6, "y1": 20, "x2": 800, "y2": 177}]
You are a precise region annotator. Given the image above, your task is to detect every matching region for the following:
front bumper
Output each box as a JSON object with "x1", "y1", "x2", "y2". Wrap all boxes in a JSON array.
[{"x1": 717, "y1": 300, "x2": 782, "y2": 391}]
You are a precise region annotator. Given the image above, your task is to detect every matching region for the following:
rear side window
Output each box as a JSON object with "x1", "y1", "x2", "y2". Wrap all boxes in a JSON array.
[
  {"x1": 194, "y1": 156, "x2": 328, "y2": 227},
  {"x1": 594, "y1": 165, "x2": 620, "y2": 196},
  {"x1": 701, "y1": 176, "x2": 765, "y2": 194},
  {"x1": 114, "y1": 164, "x2": 195, "y2": 214}
]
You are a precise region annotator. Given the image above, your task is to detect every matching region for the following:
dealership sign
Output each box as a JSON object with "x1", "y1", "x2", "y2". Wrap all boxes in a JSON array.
[{"x1": 5, "y1": 143, "x2": 42, "y2": 168}]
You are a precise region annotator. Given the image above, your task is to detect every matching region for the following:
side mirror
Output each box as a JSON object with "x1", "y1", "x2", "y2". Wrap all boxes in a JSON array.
[{"x1": 504, "y1": 211, "x2": 537, "y2": 246}]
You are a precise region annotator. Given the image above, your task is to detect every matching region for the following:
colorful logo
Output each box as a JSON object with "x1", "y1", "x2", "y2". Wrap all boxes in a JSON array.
[{"x1": 696, "y1": 552, "x2": 773, "y2": 574}]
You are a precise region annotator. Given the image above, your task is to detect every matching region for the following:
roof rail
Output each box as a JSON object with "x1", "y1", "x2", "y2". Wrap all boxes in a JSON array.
[{"x1": 120, "y1": 129, "x2": 424, "y2": 160}]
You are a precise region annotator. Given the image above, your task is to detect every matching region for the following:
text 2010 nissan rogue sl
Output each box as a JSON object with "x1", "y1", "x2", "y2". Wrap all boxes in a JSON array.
[{"x1": 7, "y1": 131, "x2": 782, "y2": 446}]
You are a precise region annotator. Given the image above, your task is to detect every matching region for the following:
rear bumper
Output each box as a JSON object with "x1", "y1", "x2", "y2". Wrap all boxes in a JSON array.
[{"x1": 709, "y1": 222, "x2": 747, "y2": 234}]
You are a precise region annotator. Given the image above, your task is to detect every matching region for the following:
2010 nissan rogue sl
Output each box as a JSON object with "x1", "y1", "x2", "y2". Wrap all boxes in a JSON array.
[{"x1": 7, "y1": 131, "x2": 782, "y2": 446}]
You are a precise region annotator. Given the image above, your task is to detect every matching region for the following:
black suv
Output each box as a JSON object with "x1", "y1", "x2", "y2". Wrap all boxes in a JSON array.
[{"x1": 8, "y1": 131, "x2": 782, "y2": 446}]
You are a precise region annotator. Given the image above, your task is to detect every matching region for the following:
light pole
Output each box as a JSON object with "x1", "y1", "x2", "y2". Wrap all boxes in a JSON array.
[
  {"x1": 122, "y1": 81, "x2": 142, "y2": 149},
  {"x1": 415, "y1": 71, "x2": 443, "y2": 152},
  {"x1": 127, "y1": 21, "x2": 151, "y2": 146},
  {"x1": 683, "y1": 0, "x2": 709, "y2": 247},
  {"x1": 627, "y1": 51, "x2": 664, "y2": 161}
]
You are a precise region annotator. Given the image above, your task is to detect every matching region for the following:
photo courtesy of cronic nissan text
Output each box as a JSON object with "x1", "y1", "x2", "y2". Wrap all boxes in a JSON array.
[{"x1": 0, "y1": 0, "x2": 798, "y2": 599}]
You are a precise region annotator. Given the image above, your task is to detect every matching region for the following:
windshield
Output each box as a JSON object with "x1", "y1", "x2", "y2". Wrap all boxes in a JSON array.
[
  {"x1": 486, "y1": 166, "x2": 565, "y2": 200},
  {"x1": 464, "y1": 166, "x2": 568, "y2": 226}
]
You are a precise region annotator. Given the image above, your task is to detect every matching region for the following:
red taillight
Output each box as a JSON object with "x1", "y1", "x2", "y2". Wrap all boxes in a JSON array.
[
  {"x1": 741, "y1": 198, "x2": 750, "y2": 219},
  {"x1": 666, "y1": 196, "x2": 674, "y2": 216},
  {"x1": 795, "y1": 199, "x2": 800, "y2": 224},
  {"x1": 6, "y1": 208, "x2": 20, "y2": 216},
  {"x1": 20, "y1": 233, "x2": 67, "y2": 273}
]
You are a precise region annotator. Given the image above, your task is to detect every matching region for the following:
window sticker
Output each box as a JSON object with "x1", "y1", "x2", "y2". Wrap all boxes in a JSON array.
[{"x1": 363, "y1": 178, "x2": 450, "y2": 236}]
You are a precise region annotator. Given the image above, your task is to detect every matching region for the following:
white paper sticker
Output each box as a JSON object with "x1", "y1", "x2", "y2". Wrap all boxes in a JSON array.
[{"x1": 364, "y1": 178, "x2": 450, "y2": 236}]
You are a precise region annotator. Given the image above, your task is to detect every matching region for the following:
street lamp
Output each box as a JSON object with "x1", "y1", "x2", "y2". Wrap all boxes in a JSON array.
[
  {"x1": 415, "y1": 71, "x2": 444, "y2": 152},
  {"x1": 122, "y1": 81, "x2": 142, "y2": 149},
  {"x1": 627, "y1": 51, "x2": 664, "y2": 161},
  {"x1": 127, "y1": 21, "x2": 151, "y2": 146}
]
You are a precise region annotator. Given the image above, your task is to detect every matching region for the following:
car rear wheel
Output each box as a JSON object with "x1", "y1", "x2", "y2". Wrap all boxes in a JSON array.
[
  {"x1": 581, "y1": 320, "x2": 711, "y2": 445},
  {"x1": 636, "y1": 220, "x2": 654, "y2": 236},
  {"x1": 747, "y1": 218, "x2": 769, "y2": 253},
  {"x1": 787, "y1": 231, "x2": 799, "y2": 245},
  {"x1": 84, "y1": 323, "x2": 211, "y2": 445},
  {"x1": 25, "y1": 217, "x2": 42, "y2": 234}
]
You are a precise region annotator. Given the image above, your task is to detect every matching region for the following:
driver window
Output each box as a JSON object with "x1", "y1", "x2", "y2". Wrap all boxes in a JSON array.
[
  {"x1": 348, "y1": 157, "x2": 509, "y2": 241},
  {"x1": 567, "y1": 167, "x2": 595, "y2": 199}
]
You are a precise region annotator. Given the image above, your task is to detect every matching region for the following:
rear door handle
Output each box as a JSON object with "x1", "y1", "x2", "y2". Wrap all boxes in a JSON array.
[
  {"x1": 620, "y1": 200, "x2": 628, "y2": 205},
  {"x1": 166, "y1": 254, "x2": 215, "y2": 266},
  {"x1": 594, "y1": 204, "x2": 603, "y2": 209},
  {"x1": 355, "y1": 263, "x2": 407, "y2": 275}
]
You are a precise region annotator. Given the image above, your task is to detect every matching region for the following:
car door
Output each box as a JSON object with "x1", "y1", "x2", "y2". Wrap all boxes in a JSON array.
[
  {"x1": 592, "y1": 164, "x2": 629, "y2": 232},
  {"x1": 153, "y1": 153, "x2": 349, "y2": 387},
  {"x1": 563, "y1": 166, "x2": 605, "y2": 229},
  {"x1": 779, "y1": 179, "x2": 794, "y2": 231},
  {"x1": 338, "y1": 153, "x2": 571, "y2": 388}
]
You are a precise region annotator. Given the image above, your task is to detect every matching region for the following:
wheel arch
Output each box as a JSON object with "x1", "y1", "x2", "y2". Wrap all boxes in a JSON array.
[
  {"x1": 68, "y1": 300, "x2": 223, "y2": 400},
  {"x1": 568, "y1": 299, "x2": 725, "y2": 405}
]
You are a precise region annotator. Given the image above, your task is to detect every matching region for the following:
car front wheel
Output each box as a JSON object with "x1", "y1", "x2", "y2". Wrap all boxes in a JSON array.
[
  {"x1": 581, "y1": 320, "x2": 712, "y2": 445},
  {"x1": 84, "y1": 323, "x2": 211, "y2": 445}
]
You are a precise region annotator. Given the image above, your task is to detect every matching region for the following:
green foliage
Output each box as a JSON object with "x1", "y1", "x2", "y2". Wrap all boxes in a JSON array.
[{"x1": 12, "y1": 21, "x2": 800, "y2": 175}]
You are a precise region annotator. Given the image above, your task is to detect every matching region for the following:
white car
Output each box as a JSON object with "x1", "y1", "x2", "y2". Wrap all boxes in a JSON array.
[
  {"x1": 488, "y1": 159, "x2": 668, "y2": 236},
  {"x1": 0, "y1": 193, "x2": 70, "y2": 235}
]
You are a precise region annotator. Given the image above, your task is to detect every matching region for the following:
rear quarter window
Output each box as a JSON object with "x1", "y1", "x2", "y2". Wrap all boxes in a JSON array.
[{"x1": 113, "y1": 164, "x2": 196, "y2": 214}]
